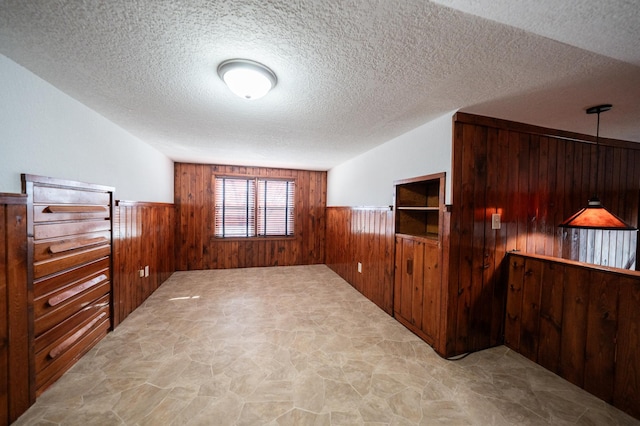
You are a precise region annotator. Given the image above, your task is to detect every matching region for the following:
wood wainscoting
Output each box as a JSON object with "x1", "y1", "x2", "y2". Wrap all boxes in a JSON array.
[
  {"x1": 325, "y1": 207, "x2": 394, "y2": 315},
  {"x1": 174, "y1": 163, "x2": 326, "y2": 270},
  {"x1": 112, "y1": 201, "x2": 175, "y2": 327},
  {"x1": 0, "y1": 193, "x2": 32, "y2": 424},
  {"x1": 506, "y1": 252, "x2": 640, "y2": 420}
]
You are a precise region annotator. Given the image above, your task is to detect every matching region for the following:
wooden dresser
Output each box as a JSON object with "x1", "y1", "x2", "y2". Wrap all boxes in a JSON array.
[{"x1": 22, "y1": 175, "x2": 113, "y2": 396}]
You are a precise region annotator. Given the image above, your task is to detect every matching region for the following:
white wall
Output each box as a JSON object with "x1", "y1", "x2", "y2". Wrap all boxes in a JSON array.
[
  {"x1": 327, "y1": 111, "x2": 455, "y2": 207},
  {"x1": 0, "y1": 55, "x2": 174, "y2": 203}
]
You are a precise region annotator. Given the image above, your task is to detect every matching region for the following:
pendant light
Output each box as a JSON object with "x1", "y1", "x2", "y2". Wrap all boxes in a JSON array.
[
  {"x1": 559, "y1": 104, "x2": 637, "y2": 230},
  {"x1": 217, "y1": 59, "x2": 277, "y2": 100}
]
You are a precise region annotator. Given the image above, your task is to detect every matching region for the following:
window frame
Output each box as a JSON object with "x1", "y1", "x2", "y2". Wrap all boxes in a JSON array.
[{"x1": 213, "y1": 174, "x2": 297, "y2": 240}]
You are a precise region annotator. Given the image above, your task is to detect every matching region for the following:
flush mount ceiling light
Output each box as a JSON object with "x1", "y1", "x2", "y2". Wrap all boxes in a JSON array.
[
  {"x1": 217, "y1": 59, "x2": 277, "y2": 100},
  {"x1": 559, "y1": 104, "x2": 637, "y2": 230}
]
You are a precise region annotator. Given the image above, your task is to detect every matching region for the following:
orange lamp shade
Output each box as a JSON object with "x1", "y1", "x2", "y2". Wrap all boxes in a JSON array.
[{"x1": 559, "y1": 198, "x2": 637, "y2": 230}]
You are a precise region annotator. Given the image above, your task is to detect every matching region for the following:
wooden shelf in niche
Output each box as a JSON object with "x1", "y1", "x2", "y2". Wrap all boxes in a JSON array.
[{"x1": 394, "y1": 174, "x2": 443, "y2": 238}]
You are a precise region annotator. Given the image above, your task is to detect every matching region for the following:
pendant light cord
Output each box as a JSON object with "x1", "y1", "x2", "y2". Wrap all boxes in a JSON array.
[{"x1": 587, "y1": 103, "x2": 611, "y2": 200}]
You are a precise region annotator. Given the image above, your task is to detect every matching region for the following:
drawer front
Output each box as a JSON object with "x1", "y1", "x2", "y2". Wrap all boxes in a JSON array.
[
  {"x1": 34, "y1": 230, "x2": 111, "y2": 263},
  {"x1": 34, "y1": 219, "x2": 111, "y2": 240},
  {"x1": 34, "y1": 273, "x2": 110, "y2": 337},
  {"x1": 35, "y1": 300, "x2": 110, "y2": 393},
  {"x1": 34, "y1": 244, "x2": 110, "y2": 279},
  {"x1": 34, "y1": 257, "x2": 110, "y2": 299},
  {"x1": 34, "y1": 204, "x2": 110, "y2": 223},
  {"x1": 36, "y1": 319, "x2": 109, "y2": 395},
  {"x1": 35, "y1": 293, "x2": 110, "y2": 357},
  {"x1": 33, "y1": 185, "x2": 111, "y2": 205}
]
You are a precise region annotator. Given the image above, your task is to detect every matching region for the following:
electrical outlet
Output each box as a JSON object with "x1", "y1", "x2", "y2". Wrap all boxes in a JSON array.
[
  {"x1": 357, "y1": 262, "x2": 362, "y2": 273},
  {"x1": 139, "y1": 269, "x2": 144, "y2": 277},
  {"x1": 144, "y1": 265, "x2": 149, "y2": 277},
  {"x1": 492, "y1": 213, "x2": 501, "y2": 230}
]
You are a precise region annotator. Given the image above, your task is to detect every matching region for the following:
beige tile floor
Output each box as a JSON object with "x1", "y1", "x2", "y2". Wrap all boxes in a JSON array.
[{"x1": 15, "y1": 265, "x2": 639, "y2": 425}]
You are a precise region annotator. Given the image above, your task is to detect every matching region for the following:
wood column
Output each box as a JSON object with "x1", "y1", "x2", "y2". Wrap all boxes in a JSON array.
[{"x1": 0, "y1": 193, "x2": 33, "y2": 424}]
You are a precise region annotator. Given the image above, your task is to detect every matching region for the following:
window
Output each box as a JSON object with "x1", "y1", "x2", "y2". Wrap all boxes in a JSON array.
[{"x1": 215, "y1": 176, "x2": 295, "y2": 238}]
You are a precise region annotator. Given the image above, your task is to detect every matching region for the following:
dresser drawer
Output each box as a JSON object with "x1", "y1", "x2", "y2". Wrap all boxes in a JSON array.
[
  {"x1": 34, "y1": 298, "x2": 110, "y2": 394},
  {"x1": 33, "y1": 185, "x2": 111, "y2": 206},
  {"x1": 33, "y1": 230, "x2": 111, "y2": 280},
  {"x1": 34, "y1": 257, "x2": 109, "y2": 297},
  {"x1": 34, "y1": 230, "x2": 110, "y2": 262},
  {"x1": 34, "y1": 245, "x2": 110, "y2": 280},
  {"x1": 34, "y1": 204, "x2": 110, "y2": 223},
  {"x1": 34, "y1": 219, "x2": 111, "y2": 241},
  {"x1": 35, "y1": 293, "x2": 110, "y2": 357},
  {"x1": 34, "y1": 271, "x2": 110, "y2": 337}
]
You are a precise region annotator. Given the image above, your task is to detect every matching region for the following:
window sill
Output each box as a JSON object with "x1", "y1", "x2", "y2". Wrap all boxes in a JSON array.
[{"x1": 211, "y1": 236, "x2": 297, "y2": 242}]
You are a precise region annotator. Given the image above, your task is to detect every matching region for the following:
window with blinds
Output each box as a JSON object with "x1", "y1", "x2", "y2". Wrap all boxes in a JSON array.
[{"x1": 215, "y1": 176, "x2": 295, "y2": 238}]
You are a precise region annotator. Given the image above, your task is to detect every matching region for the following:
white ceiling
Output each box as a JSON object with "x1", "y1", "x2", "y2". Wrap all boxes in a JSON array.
[{"x1": 1, "y1": 0, "x2": 639, "y2": 171}]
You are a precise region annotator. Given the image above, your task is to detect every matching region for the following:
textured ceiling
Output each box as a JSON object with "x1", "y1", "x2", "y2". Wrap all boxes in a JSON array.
[{"x1": 1, "y1": 0, "x2": 639, "y2": 171}]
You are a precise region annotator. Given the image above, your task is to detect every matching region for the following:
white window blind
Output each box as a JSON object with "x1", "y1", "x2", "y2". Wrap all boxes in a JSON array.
[
  {"x1": 215, "y1": 176, "x2": 295, "y2": 238},
  {"x1": 214, "y1": 177, "x2": 255, "y2": 237},
  {"x1": 258, "y1": 179, "x2": 295, "y2": 237}
]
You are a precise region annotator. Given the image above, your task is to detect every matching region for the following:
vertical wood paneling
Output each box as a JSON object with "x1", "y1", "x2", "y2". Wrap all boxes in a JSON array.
[
  {"x1": 484, "y1": 128, "x2": 501, "y2": 346},
  {"x1": 325, "y1": 207, "x2": 394, "y2": 315},
  {"x1": 526, "y1": 134, "x2": 540, "y2": 254},
  {"x1": 536, "y1": 262, "x2": 563, "y2": 374},
  {"x1": 454, "y1": 123, "x2": 477, "y2": 353},
  {"x1": 519, "y1": 258, "x2": 543, "y2": 361},
  {"x1": 411, "y1": 240, "x2": 425, "y2": 329},
  {"x1": 559, "y1": 266, "x2": 590, "y2": 387},
  {"x1": 112, "y1": 201, "x2": 175, "y2": 326},
  {"x1": 540, "y1": 138, "x2": 563, "y2": 256},
  {"x1": 504, "y1": 243, "x2": 525, "y2": 350},
  {"x1": 615, "y1": 277, "x2": 640, "y2": 418},
  {"x1": 470, "y1": 125, "x2": 488, "y2": 351},
  {"x1": 493, "y1": 130, "x2": 510, "y2": 346},
  {"x1": 505, "y1": 252, "x2": 640, "y2": 420},
  {"x1": 175, "y1": 163, "x2": 326, "y2": 270},
  {"x1": 446, "y1": 122, "x2": 464, "y2": 357},
  {"x1": 516, "y1": 132, "x2": 531, "y2": 256},
  {"x1": 0, "y1": 203, "x2": 6, "y2": 424},
  {"x1": 583, "y1": 273, "x2": 618, "y2": 402},
  {"x1": 561, "y1": 139, "x2": 575, "y2": 260},
  {"x1": 448, "y1": 112, "x2": 640, "y2": 357},
  {"x1": 536, "y1": 136, "x2": 550, "y2": 254},
  {"x1": 0, "y1": 195, "x2": 33, "y2": 424}
]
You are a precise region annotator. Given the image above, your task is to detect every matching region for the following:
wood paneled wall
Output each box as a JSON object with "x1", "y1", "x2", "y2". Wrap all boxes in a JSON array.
[
  {"x1": 325, "y1": 207, "x2": 394, "y2": 314},
  {"x1": 0, "y1": 194, "x2": 33, "y2": 424},
  {"x1": 506, "y1": 252, "x2": 640, "y2": 420},
  {"x1": 112, "y1": 201, "x2": 175, "y2": 327},
  {"x1": 446, "y1": 112, "x2": 640, "y2": 356},
  {"x1": 174, "y1": 163, "x2": 326, "y2": 270}
]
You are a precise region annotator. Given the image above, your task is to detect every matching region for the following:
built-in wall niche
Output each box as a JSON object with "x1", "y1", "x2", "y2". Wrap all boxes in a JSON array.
[
  {"x1": 394, "y1": 174, "x2": 443, "y2": 239},
  {"x1": 392, "y1": 172, "x2": 446, "y2": 353}
]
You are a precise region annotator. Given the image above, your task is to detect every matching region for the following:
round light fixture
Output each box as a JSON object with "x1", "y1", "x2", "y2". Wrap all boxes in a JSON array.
[{"x1": 217, "y1": 59, "x2": 277, "y2": 100}]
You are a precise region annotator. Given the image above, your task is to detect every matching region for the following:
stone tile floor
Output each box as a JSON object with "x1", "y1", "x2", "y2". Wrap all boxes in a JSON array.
[{"x1": 15, "y1": 265, "x2": 639, "y2": 425}]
